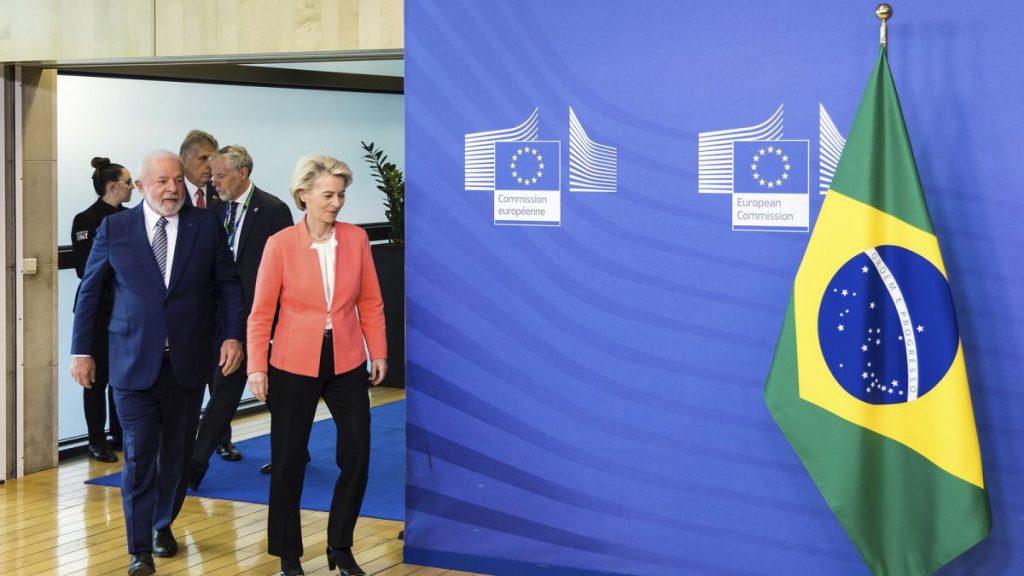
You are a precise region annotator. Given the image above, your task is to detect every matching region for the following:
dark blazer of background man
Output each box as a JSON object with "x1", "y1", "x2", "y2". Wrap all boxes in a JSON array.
[
  {"x1": 180, "y1": 129, "x2": 222, "y2": 211},
  {"x1": 70, "y1": 150, "x2": 244, "y2": 575},
  {"x1": 190, "y1": 144, "x2": 293, "y2": 489}
]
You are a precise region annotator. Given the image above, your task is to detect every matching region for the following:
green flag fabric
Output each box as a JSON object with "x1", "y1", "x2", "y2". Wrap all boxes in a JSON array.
[{"x1": 764, "y1": 47, "x2": 991, "y2": 575}]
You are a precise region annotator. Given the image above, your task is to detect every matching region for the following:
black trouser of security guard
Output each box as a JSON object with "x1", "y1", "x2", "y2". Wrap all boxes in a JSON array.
[
  {"x1": 84, "y1": 324, "x2": 122, "y2": 447},
  {"x1": 266, "y1": 331, "x2": 371, "y2": 560}
]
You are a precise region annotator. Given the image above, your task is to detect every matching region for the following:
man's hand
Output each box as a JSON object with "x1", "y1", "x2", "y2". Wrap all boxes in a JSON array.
[
  {"x1": 248, "y1": 371, "x2": 269, "y2": 402},
  {"x1": 71, "y1": 356, "x2": 97, "y2": 389},
  {"x1": 369, "y1": 358, "x2": 388, "y2": 386},
  {"x1": 219, "y1": 339, "x2": 244, "y2": 376}
]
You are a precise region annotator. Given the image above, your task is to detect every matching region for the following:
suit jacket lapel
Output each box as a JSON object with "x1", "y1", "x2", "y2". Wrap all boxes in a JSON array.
[
  {"x1": 167, "y1": 206, "x2": 198, "y2": 294},
  {"x1": 131, "y1": 204, "x2": 167, "y2": 291}
]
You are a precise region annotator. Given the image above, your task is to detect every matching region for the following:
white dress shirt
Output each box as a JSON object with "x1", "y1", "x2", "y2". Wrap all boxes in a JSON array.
[{"x1": 185, "y1": 178, "x2": 208, "y2": 207}]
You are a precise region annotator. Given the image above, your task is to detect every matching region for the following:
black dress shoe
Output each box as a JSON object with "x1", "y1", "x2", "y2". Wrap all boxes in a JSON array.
[
  {"x1": 326, "y1": 546, "x2": 365, "y2": 576},
  {"x1": 152, "y1": 527, "x2": 178, "y2": 557},
  {"x1": 127, "y1": 552, "x2": 155, "y2": 576},
  {"x1": 216, "y1": 442, "x2": 242, "y2": 461},
  {"x1": 88, "y1": 444, "x2": 119, "y2": 463},
  {"x1": 109, "y1": 436, "x2": 124, "y2": 451}
]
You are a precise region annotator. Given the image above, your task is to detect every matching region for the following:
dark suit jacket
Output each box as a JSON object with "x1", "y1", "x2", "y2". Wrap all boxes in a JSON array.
[
  {"x1": 71, "y1": 202, "x2": 244, "y2": 390},
  {"x1": 71, "y1": 198, "x2": 125, "y2": 316},
  {"x1": 219, "y1": 185, "x2": 294, "y2": 320}
]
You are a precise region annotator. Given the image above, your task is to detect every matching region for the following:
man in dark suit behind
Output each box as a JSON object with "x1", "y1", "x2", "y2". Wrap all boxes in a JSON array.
[
  {"x1": 71, "y1": 150, "x2": 245, "y2": 576},
  {"x1": 180, "y1": 128, "x2": 245, "y2": 462},
  {"x1": 180, "y1": 129, "x2": 222, "y2": 211},
  {"x1": 189, "y1": 144, "x2": 293, "y2": 489}
]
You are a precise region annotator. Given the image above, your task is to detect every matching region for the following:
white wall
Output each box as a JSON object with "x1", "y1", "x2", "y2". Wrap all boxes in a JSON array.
[{"x1": 56, "y1": 74, "x2": 404, "y2": 441}]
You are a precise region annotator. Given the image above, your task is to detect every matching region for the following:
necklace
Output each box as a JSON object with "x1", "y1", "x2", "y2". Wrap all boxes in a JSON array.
[{"x1": 310, "y1": 227, "x2": 333, "y2": 242}]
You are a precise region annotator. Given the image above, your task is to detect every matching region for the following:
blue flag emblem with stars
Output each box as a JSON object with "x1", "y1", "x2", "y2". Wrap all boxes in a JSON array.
[
  {"x1": 494, "y1": 141, "x2": 560, "y2": 192},
  {"x1": 732, "y1": 140, "x2": 808, "y2": 194}
]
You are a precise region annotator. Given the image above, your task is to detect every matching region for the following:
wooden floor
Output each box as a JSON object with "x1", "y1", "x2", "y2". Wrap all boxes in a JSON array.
[{"x1": 0, "y1": 387, "x2": 483, "y2": 576}]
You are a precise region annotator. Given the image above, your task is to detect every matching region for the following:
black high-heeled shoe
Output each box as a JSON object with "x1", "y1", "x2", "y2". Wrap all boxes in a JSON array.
[{"x1": 325, "y1": 546, "x2": 365, "y2": 576}]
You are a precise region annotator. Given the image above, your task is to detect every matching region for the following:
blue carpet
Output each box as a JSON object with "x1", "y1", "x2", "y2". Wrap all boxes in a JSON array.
[{"x1": 86, "y1": 400, "x2": 405, "y2": 521}]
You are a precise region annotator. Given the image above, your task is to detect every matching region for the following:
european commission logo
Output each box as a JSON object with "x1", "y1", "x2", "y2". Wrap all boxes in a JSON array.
[
  {"x1": 494, "y1": 141, "x2": 561, "y2": 226},
  {"x1": 465, "y1": 107, "x2": 617, "y2": 227},
  {"x1": 698, "y1": 104, "x2": 847, "y2": 232}
]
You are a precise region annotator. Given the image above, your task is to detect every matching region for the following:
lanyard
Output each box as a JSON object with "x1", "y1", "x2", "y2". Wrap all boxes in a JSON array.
[{"x1": 225, "y1": 188, "x2": 254, "y2": 253}]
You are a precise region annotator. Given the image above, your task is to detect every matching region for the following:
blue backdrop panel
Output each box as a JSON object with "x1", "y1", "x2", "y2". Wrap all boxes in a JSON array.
[{"x1": 405, "y1": 1, "x2": 1024, "y2": 574}]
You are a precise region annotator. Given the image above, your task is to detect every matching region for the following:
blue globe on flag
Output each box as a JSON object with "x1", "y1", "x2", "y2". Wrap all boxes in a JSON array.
[{"x1": 817, "y1": 245, "x2": 960, "y2": 405}]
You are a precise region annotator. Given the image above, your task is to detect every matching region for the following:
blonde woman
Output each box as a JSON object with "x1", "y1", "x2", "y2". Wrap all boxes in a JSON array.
[{"x1": 247, "y1": 154, "x2": 387, "y2": 576}]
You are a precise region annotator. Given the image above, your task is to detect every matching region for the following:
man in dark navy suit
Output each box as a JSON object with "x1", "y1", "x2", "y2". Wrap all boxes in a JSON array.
[
  {"x1": 180, "y1": 129, "x2": 222, "y2": 211},
  {"x1": 71, "y1": 150, "x2": 244, "y2": 576},
  {"x1": 189, "y1": 144, "x2": 293, "y2": 489}
]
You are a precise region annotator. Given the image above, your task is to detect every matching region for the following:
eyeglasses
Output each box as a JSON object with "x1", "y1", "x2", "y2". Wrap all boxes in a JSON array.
[{"x1": 117, "y1": 180, "x2": 135, "y2": 189}]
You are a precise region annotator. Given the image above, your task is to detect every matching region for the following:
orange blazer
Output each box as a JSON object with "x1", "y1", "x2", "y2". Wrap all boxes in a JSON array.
[{"x1": 247, "y1": 219, "x2": 387, "y2": 378}]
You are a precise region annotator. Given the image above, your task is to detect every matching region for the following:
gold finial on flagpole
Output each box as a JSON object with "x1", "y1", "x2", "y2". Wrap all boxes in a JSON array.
[{"x1": 876, "y1": 4, "x2": 893, "y2": 48}]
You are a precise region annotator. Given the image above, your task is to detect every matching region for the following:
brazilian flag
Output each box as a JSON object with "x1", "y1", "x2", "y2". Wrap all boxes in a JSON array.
[{"x1": 764, "y1": 47, "x2": 991, "y2": 574}]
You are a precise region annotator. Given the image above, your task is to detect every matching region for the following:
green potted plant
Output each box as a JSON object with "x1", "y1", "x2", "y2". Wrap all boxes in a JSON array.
[
  {"x1": 361, "y1": 141, "x2": 404, "y2": 246},
  {"x1": 361, "y1": 141, "x2": 405, "y2": 387}
]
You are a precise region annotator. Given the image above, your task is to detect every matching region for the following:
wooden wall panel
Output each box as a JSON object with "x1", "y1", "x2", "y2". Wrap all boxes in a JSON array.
[
  {"x1": 0, "y1": 0, "x2": 154, "y2": 61},
  {"x1": 0, "y1": 0, "x2": 403, "y2": 63},
  {"x1": 154, "y1": 0, "x2": 403, "y2": 57}
]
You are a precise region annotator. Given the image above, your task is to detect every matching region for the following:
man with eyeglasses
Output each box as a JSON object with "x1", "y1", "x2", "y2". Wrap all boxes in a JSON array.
[{"x1": 188, "y1": 144, "x2": 293, "y2": 490}]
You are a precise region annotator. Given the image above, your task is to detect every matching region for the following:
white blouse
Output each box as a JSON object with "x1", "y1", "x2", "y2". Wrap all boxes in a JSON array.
[{"x1": 310, "y1": 233, "x2": 337, "y2": 330}]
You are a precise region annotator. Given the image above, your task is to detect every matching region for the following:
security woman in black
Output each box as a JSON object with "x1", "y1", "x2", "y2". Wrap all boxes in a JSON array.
[{"x1": 71, "y1": 156, "x2": 133, "y2": 462}]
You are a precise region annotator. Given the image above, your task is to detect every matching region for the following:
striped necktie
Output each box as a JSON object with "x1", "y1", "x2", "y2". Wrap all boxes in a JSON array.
[
  {"x1": 195, "y1": 187, "x2": 206, "y2": 209},
  {"x1": 153, "y1": 216, "x2": 168, "y2": 281}
]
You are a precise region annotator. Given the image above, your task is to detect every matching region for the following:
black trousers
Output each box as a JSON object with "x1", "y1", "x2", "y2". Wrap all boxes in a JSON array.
[
  {"x1": 266, "y1": 333, "x2": 371, "y2": 559},
  {"x1": 191, "y1": 353, "x2": 247, "y2": 484},
  {"x1": 84, "y1": 328, "x2": 122, "y2": 446}
]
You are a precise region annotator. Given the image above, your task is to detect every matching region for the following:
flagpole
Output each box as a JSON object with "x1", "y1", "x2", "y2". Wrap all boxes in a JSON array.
[{"x1": 876, "y1": 3, "x2": 892, "y2": 48}]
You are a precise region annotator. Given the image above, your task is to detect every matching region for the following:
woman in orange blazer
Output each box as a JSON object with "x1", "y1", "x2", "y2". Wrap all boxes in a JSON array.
[{"x1": 247, "y1": 154, "x2": 387, "y2": 576}]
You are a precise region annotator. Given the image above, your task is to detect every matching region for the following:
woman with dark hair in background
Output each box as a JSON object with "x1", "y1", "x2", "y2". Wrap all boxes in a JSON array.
[{"x1": 71, "y1": 156, "x2": 133, "y2": 462}]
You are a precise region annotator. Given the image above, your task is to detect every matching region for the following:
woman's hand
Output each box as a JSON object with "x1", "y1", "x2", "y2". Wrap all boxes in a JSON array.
[
  {"x1": 369, "y1": 359, "x2": 388, "y2": 386},
  {"x1": 248, "y1": 371, "x2": 269, "y2": 402}
]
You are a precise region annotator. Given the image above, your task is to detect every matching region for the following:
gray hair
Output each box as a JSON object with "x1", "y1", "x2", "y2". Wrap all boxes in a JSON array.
[
  {"x1": 179, "y1": 129, "x2": 219, "y2": 158},
  {"x1": 215, "y1": 144, "x2": 254, "y2": 176},
  {"x1": 289, "y1": 154, "x2": 353, "y2": 210},
  {"x1": 137, "y1": 150, "x2": 185, "y2": 181}
]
